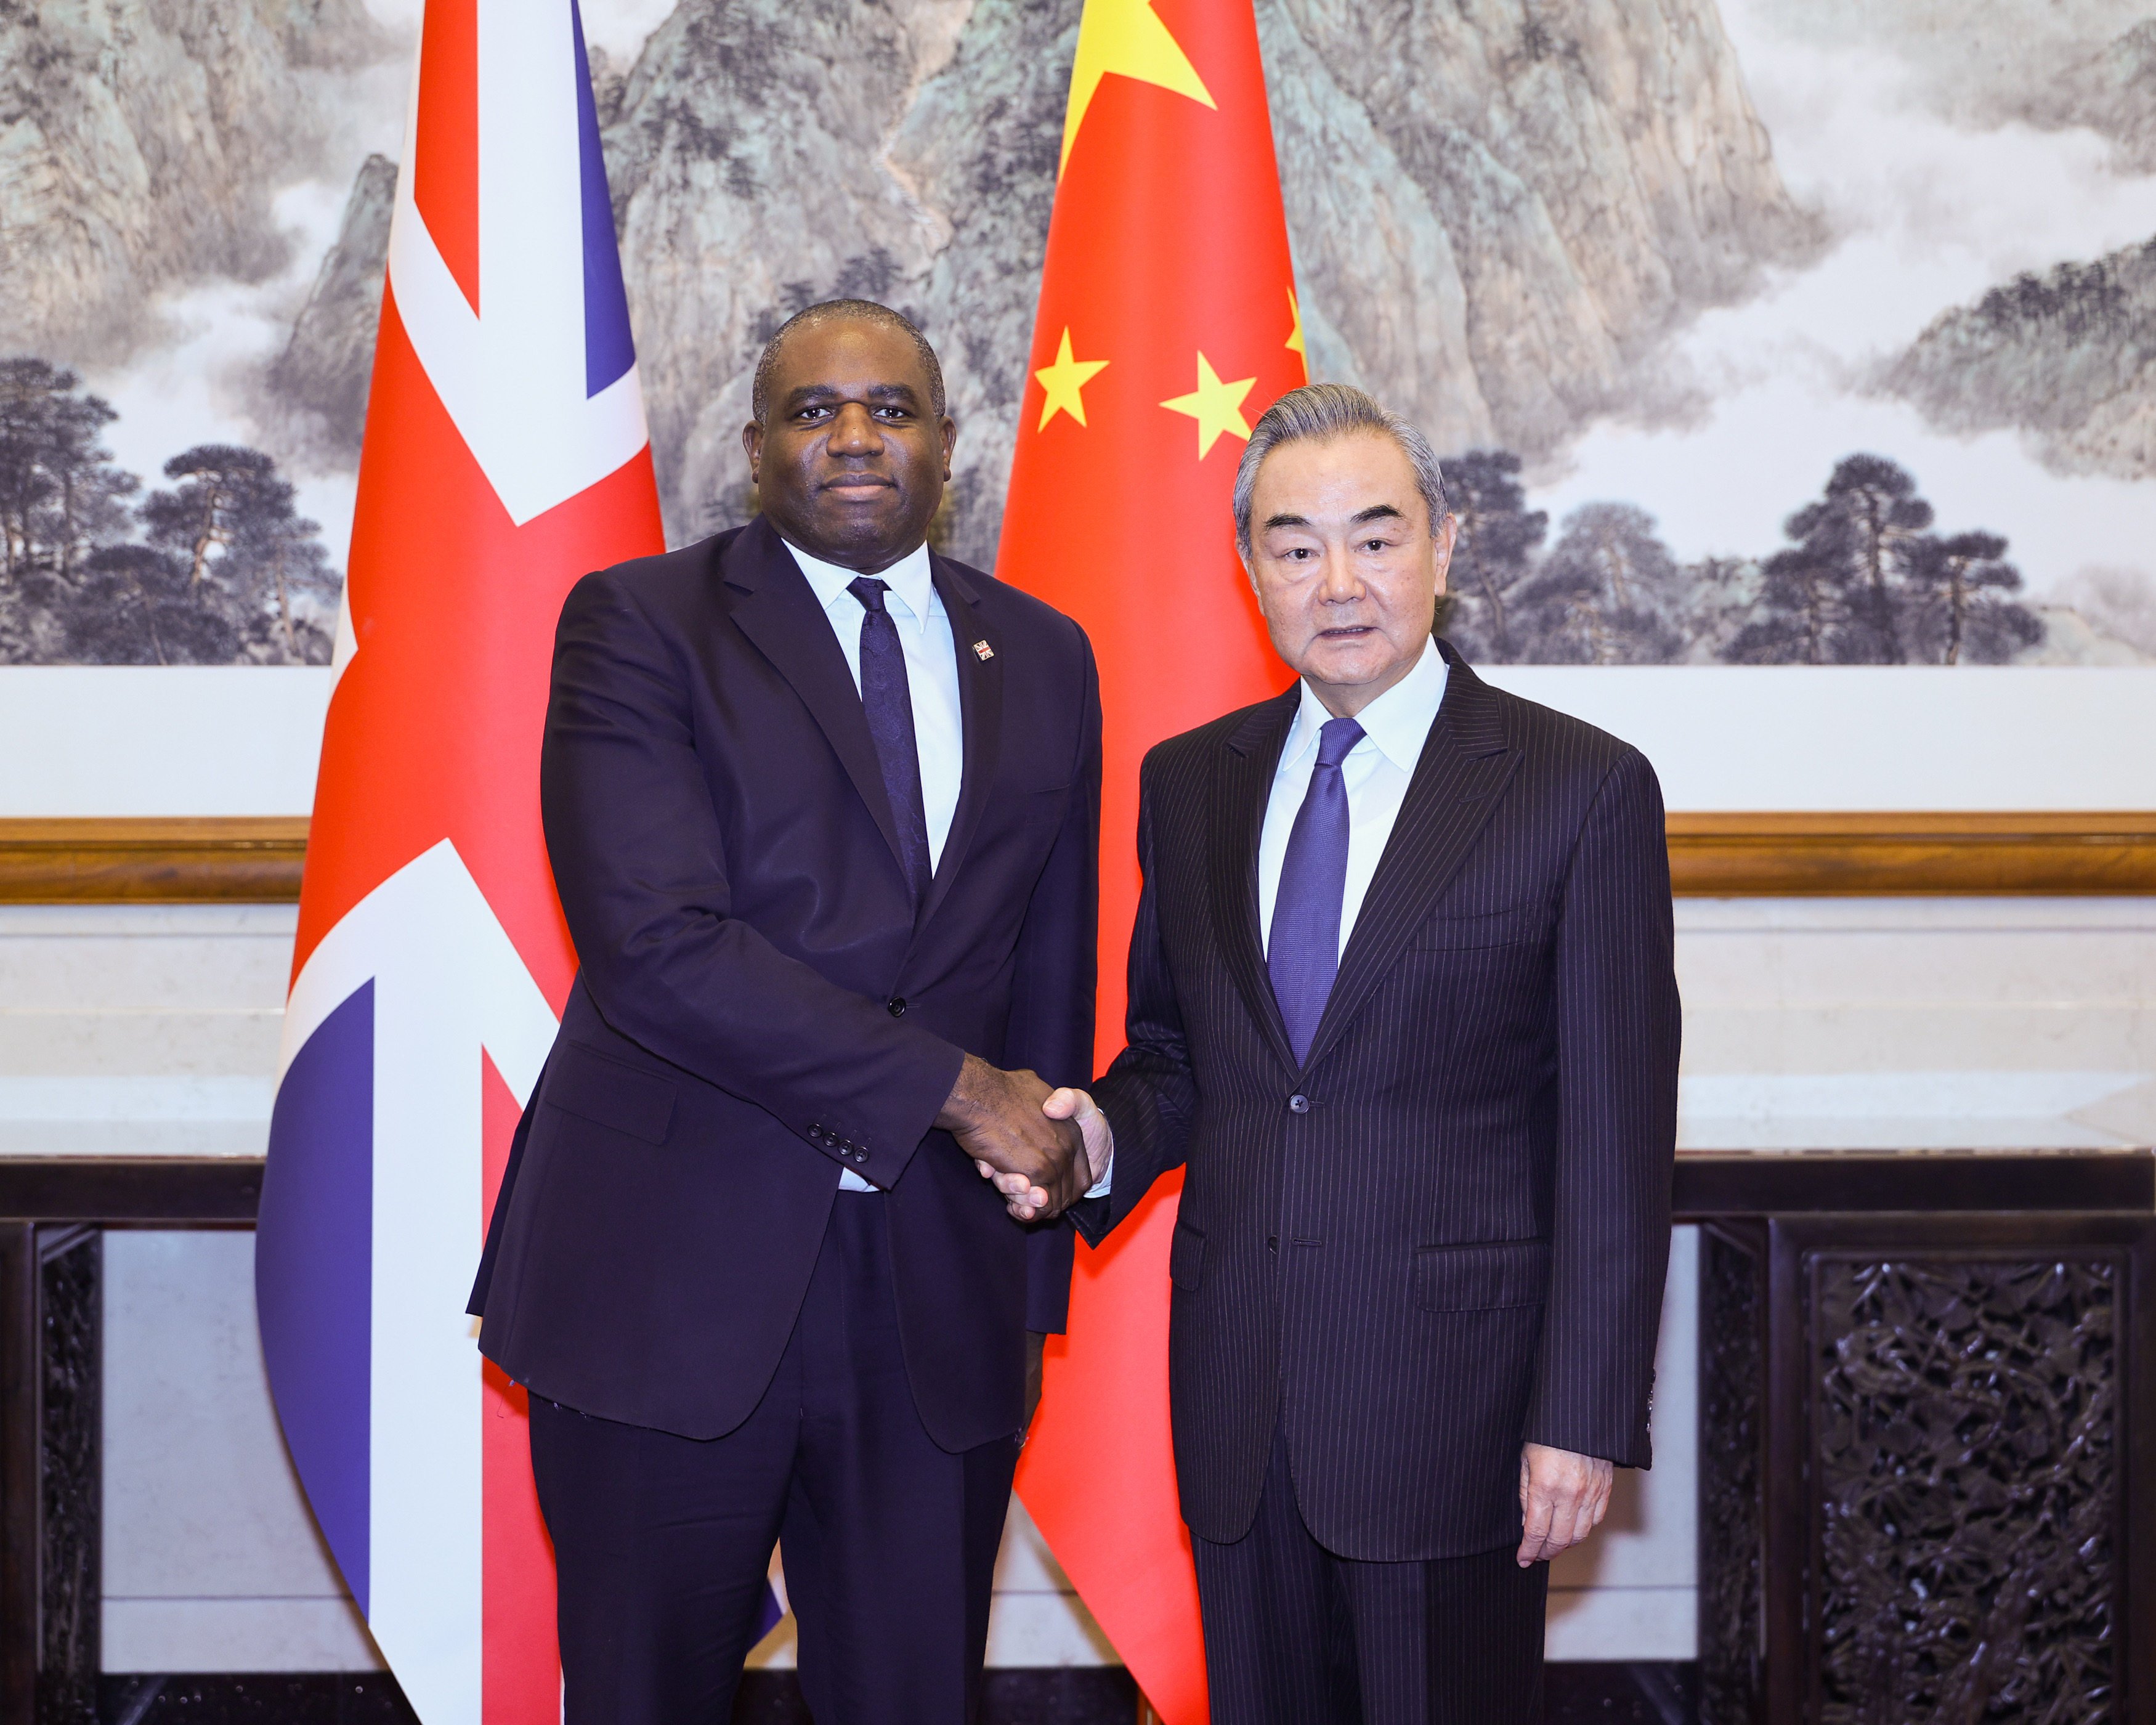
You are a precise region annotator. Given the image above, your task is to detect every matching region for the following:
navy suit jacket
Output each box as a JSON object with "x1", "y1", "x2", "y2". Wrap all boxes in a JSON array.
[
  {"x1": 1079, "y1": 644, "x2": 1679, "y2": 1559},
  {"x1": 471, "y1": 516, "x2": 1100, "y2": 1449}
]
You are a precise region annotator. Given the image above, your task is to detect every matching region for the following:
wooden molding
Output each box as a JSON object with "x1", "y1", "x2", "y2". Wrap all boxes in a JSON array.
[
  {"x1": 1666, "y1": 811, "x2": 2156, "y2": 896},
  {"x1": 0, "y1": 813, "x2": 2152, "y2": 903},
  {"x1": 0, "y1": 818, "x2": 309, "y2": 904}
]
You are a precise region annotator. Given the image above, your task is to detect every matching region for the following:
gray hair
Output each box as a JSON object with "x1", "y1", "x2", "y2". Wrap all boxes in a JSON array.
[
  {"x1": 1232, "y1": 382, "x2": 1449, "y2": 558},
  {"x1": 752, "y1": 298, "x2": 947, "y2": 423}
]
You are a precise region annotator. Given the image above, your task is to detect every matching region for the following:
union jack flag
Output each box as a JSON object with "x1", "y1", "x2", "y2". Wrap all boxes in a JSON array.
[{"x1": 252, "y1": 4, "x2": 716, "y2": 1718}]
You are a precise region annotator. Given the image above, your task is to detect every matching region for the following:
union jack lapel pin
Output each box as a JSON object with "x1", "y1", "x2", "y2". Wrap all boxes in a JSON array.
[{"x1": 973, "y1": 639, "x2": 995, "y2": 661}]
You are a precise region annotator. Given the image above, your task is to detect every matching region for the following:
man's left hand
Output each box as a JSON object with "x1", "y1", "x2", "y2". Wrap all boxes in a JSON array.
[{"x1": 1517, "y1": 1442, "x2": 1613, "y2": 1566}]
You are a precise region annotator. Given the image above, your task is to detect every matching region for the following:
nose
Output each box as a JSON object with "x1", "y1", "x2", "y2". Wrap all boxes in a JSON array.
[
  {"x1": 826, "y1": 402, "x2": 886, "y2": 455},
  {"x1": 1318, "y1": 545, "x2": 1366, "y2": 603}
]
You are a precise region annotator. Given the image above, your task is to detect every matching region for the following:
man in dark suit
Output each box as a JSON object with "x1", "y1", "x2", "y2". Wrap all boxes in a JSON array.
[
  {"x1": 469, "y1": 299, "x2": 1105, "y2": 1724},
  {"x1": 1034, "y1": 383, "x2": 1679, "y2": 1724}
]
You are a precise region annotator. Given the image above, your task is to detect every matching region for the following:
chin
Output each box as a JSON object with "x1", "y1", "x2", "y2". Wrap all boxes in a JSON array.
[
  {"x1": 810, "y1": 511, "x2": 901, "y2": 546},
  {"x1": 1305, "y1": 649, "x2": 1387, "y2": 685}
]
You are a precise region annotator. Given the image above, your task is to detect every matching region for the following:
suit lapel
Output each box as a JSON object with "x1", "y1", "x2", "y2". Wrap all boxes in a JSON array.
[
  {"x1": 1297, "y1": 646, "x2": 1520, "y2": 1074},
  {"x1": 721, "y1": 518, "x2": 910, "y2": 880},
  {"x1": 1209, "y1": 691, "x2": 1301, "y2": 1076},
  {"x1": 910, "y1": 554, "x2": 1004, "y2": 936}
]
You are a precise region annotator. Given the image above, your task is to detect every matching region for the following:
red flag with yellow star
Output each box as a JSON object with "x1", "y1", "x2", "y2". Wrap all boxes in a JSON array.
[{"x1": 1003, "y1": 1, "x2": 1305, "y2": 1717}]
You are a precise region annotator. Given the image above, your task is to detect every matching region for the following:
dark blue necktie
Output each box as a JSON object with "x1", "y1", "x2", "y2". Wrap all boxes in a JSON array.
[
  {"x1": 1268, "y1": 715, "x2": 1364, "y2": 1064},
  {"x1": 848, "y1": 577, "x2": 933, "y2": 905}
]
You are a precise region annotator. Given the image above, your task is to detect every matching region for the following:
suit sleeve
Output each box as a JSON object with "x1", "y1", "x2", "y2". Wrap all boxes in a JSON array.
[
  {"x1": 540, "y1": 570, "x2": 963, "y2": 1190},
  {"x1": 1000, "y1": 623, "x2": 1103, "y2": 1332},
  {"x1": 1074, "y1": 750, "x2": 1201, "y2": 1245},
  {"x1": 1523, "y1": 745, "x2": 1680, "y2": 1469}
]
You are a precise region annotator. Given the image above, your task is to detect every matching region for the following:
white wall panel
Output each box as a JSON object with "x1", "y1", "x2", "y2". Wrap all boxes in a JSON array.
[
  {"x1": 5, "y1": 665, "x2": 2152, "y2": 816},
  {"x1": 102, "y1": 1230, "x2": 378, "y2": 1673}
]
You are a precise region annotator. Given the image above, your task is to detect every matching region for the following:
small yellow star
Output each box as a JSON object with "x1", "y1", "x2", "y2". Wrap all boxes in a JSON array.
[
  {"x1": 1285, "y1": 288, "x2": 1307, "y2": 368},
  {"x1": 1034, "y1": 328, "x2": 1111, "y2": 431},
  {"x1": 1161, "y1": 352, "x2": 1257, "y2": 458},
  {"x1": 1061, "y1": 0, "x2": 1217, "y2": 178}
]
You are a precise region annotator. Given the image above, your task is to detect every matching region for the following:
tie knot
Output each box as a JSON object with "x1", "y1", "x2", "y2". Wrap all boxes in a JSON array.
[
  {"x1": 848, "y1": 577, "x2": 890, "y2": 614},
  {"x1": 1315, "y1": 715, "x2": 1365, "y2": 771}
]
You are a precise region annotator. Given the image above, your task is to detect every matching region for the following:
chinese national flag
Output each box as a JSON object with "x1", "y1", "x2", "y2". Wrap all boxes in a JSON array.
[{"x1": 1002, "y1": 1, "x2": 1305, "y2": 1719}]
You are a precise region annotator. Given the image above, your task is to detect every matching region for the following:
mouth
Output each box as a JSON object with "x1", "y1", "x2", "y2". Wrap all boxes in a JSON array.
[
  {"x1": 1316, "y1": 625, "x2": 1376, "y2": 639},
  {"x1": 820, "y1": 474, "x2": 896, "y2": 494}
]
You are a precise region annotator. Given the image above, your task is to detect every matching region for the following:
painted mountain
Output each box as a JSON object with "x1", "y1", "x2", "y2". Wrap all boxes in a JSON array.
[{"x1": 1, "y1": 0, "x2": 2149, "y2": 664}]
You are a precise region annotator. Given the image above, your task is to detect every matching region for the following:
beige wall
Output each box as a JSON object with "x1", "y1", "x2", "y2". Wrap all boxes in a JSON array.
[{"x1": 1, "y1": 896, "x2": 2149, "y2": 1671}]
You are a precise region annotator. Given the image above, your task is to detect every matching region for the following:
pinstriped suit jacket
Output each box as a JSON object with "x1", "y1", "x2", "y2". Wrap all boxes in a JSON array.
[{"x1": 1080, "y1": 641, "x2": 1679, "y2": 1562}]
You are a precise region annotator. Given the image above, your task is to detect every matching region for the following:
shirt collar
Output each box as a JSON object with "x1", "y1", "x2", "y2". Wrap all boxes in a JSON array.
[
  {"x1": 1284, "y1": 636, "x2": 1449, "y2": 773},
  {"x1": 782, "y1": 536, "x2": 939, "y2": 628}
]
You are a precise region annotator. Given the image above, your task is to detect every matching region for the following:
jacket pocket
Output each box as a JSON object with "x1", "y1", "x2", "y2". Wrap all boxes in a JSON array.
[
  {"x1": 1414, "y1": 1238, "x2": 1550, "y2": 1312},
  {"x1": 1169, "y1": 1222, "x2": 1207, "y2": 1291},
  {"x1": 1411, "y1": 901, "x2": 1548, "y2": 951},
  {"x1": 545, "y1": 1040, "x2": 677, "y2": 1145}
]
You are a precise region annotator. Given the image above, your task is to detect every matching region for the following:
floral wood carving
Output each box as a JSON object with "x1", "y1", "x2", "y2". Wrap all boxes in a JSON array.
[
  {"x1": 38, "y1": 1230, "x2": 100, "y2": 1725},
  {"x1": 1700, "y1": 1228, "x2": 1765, "y2": 1725},
  {"x1": 1813, "y1": 1256, "x2": 2115, "y2": 1724}
]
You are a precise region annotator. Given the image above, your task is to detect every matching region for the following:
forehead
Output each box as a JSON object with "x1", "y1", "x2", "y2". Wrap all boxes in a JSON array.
[
  {"x1": 769, "y1": 317, "x2": 930, "y2": 397},
  {"x1": 1252, "y1": 431, "x2": 1421, "y2": 518}
]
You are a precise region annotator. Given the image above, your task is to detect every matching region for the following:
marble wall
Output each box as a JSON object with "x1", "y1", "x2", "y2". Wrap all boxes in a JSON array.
[{"x1": 1, "y1": 895, "x2": 2149, "y2": 1673}]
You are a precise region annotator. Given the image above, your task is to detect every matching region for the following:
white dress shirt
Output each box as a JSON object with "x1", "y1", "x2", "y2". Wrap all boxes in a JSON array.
[
  {"x1": 1091, "y1": 641, "x2": 1449, "y2": 1202},
  {"x1": 1257, "y1": 637, "x2": 1451, "y2": 960},
  {"x1": 785, "y1": 537, "x2": 963, "y2": 1190},
  {"x1": 785, "y1": 538, "x2": 964, "y2": 868}
]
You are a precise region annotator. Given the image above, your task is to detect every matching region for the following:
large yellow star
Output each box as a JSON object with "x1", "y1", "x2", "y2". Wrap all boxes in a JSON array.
[
  {"x1": 1060, "y1": 0, "x2": 1217, "y2": 178},
  {"x1": 1034, "y1": 327, "x2": 1111, "y2": 430},
  {"x1": 1285, "y1": 287, "x2": 1307, "y2": 370},
  {"x1": 1161, "y1": 352, "x2": 1257, "y2": 458}
]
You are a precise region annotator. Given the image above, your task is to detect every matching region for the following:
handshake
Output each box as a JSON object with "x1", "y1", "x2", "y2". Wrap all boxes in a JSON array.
[{"x1": 936, "y1": 1053, "x2": 1111, "y2": 1222}]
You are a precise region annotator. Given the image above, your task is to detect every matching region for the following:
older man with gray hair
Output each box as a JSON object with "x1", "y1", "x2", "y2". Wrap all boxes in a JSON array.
[{"x1": 1039, "y1": 383, "x2": 1680, "y2": 1723}]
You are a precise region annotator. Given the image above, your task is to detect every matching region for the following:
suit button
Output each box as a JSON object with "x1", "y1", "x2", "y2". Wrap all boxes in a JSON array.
[
  {"x1": 809, "y1": 1126, "x2": 826, "y2": 1143},
  {"x1": 854, "y1": 1151, "x2": 869, "y2": 1164},
  {"x1": 887, "y1": 996, "x2": 907, "y2": 1017},
  {"x1": 1287, "y1": 1094, "x2": 1311, "y2": 1114}
]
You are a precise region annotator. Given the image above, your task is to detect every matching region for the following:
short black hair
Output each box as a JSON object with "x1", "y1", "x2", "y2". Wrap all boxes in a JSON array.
[{"x1": 751, "y1": 299, "x2": 947, "y2": 423}]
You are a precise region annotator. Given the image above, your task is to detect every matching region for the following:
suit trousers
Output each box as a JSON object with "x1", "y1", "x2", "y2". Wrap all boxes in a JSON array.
[
  {"x1": 1190, "y1": 1427, "x2": 1548, "y2": 1725},
  {"x1": 528, "y1": 1193, "x2": 1021, "y2": 1725}
]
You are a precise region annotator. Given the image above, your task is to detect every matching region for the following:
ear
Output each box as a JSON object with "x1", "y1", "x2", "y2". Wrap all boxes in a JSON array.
[
  {"x1": 939, "y1": 413, "x2": 956, "y2": 481},
  {"x1": 1431, "y1": 512, "x2": 1460, "y2": 596},
  {"x1": 742, "y1": 418, "x2": 763, "y2": 482}
]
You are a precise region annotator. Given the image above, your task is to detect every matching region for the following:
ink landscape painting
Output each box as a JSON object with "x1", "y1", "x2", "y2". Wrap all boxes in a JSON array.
[{"x1": 2, "y1": 0, "x2": 2150, "y2": 667}]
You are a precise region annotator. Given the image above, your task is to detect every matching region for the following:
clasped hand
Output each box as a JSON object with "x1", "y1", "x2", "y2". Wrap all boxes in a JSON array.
[{"x1": 936, "y1": 1055, "x2": 1110, "y2": 1222}]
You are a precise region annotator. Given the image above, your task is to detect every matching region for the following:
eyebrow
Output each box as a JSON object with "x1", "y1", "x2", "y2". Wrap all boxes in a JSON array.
[
  {"x1": 1262, "y1": 502, "x2": 1408, "y2": 532},
  {"x1": 784, "y1": 382, "x2": 921, "y2": 411}
]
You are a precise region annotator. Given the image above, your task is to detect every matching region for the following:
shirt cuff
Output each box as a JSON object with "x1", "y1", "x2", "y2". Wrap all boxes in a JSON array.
[{"x1": 1082, "y1": 1110, "x2": 1114, "y2": 1198}]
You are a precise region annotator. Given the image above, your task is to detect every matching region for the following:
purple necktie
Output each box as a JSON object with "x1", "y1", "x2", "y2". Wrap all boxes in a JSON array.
[
  {"x1": 1268, "y1": 715, "x2": 1365, "y2": 1064},
  {"x1": 848, "y1": 577, "x2": 933, "y2": 905}
]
